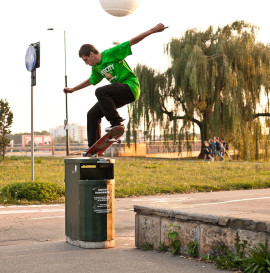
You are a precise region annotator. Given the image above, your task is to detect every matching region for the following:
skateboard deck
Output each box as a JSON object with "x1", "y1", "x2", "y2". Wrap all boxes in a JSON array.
[{"x1": 83, "y1": 125, "x2": 124, "y2": 157}]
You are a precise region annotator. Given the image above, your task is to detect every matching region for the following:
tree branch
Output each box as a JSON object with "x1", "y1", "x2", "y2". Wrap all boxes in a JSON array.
[
  {"x1": 252, "y1": 113, "x2": 270, "y2": 119},
  {"x1": 160, "y1": 106, "x2": 202, "y2": 128},
  {"x1": 172, "y1": 115, "x2": 202, "y2": 128}
]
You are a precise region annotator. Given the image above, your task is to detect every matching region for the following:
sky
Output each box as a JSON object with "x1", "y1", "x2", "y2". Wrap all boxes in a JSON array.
[{"x1": 1, "y1": 0, "x2": 270, "y2": 134}]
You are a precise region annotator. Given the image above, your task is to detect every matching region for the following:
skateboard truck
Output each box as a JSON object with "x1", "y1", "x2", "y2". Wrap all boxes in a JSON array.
[
  {"x1": 105, "y1": 138, "x2": 121, "y2": 144},
  {"x1": 82, "y1": 151, "x2": 99, "y2": 157}
]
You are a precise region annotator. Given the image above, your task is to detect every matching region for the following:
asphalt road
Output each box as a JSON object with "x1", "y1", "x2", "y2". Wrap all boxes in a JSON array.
[{"x1": 2, "y1": 189, "x2": 270, "y2": 273}]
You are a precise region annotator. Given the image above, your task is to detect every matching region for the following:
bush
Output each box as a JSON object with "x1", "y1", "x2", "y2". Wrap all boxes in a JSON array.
[
  {"x1": 244, "y1": 242, "x2": 270, "y2": 273},
  {"x1": 214, "y1": 242, "x2": 247, "y2": 271},
  {"x1": 186, "y1": 240, "x2": 199, "y2": 258},
  {"x1": 140, "y1": 242, "x2": 154, "y2": 251},
  {"x1": 1, "y1": 181, "x2": 65, "y2": 202}
]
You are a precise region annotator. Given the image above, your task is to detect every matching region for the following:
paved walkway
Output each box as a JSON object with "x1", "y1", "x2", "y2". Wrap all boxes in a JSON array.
[{"x1": 1, "y1": 189, "x2": 270, "y2": 273}]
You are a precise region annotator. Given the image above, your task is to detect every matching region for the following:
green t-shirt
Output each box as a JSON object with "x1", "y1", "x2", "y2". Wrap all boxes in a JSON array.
[{"x1": 89, "y1": 41, "x2": 140, "y2": 100}]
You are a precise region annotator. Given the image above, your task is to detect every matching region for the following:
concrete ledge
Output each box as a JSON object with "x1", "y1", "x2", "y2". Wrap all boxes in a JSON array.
[{"x1": 134, "y1": 205, "x2": 270, "y2": 256}]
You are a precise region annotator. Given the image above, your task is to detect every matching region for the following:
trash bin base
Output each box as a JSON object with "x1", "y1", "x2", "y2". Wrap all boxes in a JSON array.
[{"x1": 66, "y1": 236, "x2": 115, "y2": 249}]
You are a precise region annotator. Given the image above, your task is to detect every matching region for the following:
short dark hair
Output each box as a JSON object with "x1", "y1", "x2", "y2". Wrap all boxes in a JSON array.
[{"x1": 79, "y1": 44, "x2": 99, "y2": 57}]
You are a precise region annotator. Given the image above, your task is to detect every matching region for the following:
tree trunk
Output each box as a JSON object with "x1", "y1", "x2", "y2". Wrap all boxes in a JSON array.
[{"x1": 198, "y1": 120, "x2": 208, "y2": 159}]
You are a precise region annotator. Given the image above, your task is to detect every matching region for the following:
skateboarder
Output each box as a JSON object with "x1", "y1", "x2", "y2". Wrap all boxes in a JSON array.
[{"x1": 63, "y1": 23, "x2": 168, "y2": 149}]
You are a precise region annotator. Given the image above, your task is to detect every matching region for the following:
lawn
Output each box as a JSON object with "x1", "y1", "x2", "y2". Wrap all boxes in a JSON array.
[
  {"x1": 0, "y1": 156, "x2": 270, "y2": 203},
  {"x1": 114, "y1": 158, "x2": 270, "y2": 197}
]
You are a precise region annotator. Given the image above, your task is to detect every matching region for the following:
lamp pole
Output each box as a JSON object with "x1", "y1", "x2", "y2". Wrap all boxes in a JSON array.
[
  {"x1": 64, "y1": 30, "x2": 70, "y2": 156},
  {"x1": 48, "y1": 28, "x2": 70, "y2": 156}
]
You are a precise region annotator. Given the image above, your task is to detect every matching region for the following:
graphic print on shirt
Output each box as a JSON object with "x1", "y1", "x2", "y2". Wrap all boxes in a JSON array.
[{"x1": 101, "y1": 64, "x2": 116, "y2": 82}]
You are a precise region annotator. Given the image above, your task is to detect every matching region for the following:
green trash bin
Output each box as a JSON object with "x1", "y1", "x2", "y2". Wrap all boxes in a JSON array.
[{"x1": 64, "y1": 157, "x2": 115, "y2": 248}]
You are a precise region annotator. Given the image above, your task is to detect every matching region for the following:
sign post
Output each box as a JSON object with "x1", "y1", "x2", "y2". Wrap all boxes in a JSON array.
[{"x1": 25, "y1": 43, "x2": 40, "y2": 181}]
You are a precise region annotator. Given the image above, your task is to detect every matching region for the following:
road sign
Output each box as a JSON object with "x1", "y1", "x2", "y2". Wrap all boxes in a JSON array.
[{"x1": 25, "y1": 45, "x2": 36, "y2": 72}]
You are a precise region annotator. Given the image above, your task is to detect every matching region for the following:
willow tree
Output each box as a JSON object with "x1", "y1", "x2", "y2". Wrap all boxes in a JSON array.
[{"x1": 128, "y1": 21, "x2": 270, "y2": 159}]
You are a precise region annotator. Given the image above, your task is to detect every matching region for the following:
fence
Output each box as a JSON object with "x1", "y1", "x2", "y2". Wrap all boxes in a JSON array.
[{"x1": 6, "y1": 144, "x2": 86, "y2": 155}]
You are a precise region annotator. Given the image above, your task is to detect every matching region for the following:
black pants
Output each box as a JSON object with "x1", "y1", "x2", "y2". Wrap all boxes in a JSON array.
[{"x1": 87, "y1": 83, "x2": 135, "y2": 147}]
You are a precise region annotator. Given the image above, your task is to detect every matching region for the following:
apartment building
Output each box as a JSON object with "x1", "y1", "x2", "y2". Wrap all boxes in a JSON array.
[{"x1": 49, "y1": 123, "x2": 86, "y2": 143}]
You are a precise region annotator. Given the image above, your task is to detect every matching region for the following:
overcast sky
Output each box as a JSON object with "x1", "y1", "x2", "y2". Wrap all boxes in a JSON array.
[{"x1": 1, "y1": 0, "x2": 270, "y2": 134}]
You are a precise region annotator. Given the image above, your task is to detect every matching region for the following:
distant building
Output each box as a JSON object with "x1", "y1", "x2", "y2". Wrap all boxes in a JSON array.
[
  {"x1": 69, "y1": 124, "x2": 87, "y2": 143},
  {"x1": 49, "y1": 126, "x2": 65, "y2": 138},
  {"x1": 49, "y1": 123, "x2": 86, "y2": 143}
]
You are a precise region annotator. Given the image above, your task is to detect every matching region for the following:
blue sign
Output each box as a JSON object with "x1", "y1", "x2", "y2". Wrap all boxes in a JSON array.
[{"x1": 25, "y1": 46, "x2": 36, "y2": 72}]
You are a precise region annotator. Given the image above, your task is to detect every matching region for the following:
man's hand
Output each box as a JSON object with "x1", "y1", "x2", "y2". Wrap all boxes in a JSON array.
[
  {"x1": 63, "y1": 80, "x2": 91, "y2": 93},
  {"x1": 63, "y1": 87, "x2": 75, "y2": 94},
  {"x1": 151, "y1": 23, "x2": 168, "y2": 34}
]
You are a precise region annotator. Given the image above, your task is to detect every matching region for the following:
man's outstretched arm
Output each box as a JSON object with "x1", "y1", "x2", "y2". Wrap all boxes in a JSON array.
[
  {"x1": 129, "y1": 23, "x2": 168, "y2": 46},
  {"x1": 63, "y1": 79, "x2": 91, "y2": 93}
]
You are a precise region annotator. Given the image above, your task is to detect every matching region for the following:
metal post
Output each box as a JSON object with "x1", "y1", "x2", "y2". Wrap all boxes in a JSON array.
[
  {"x1": 64, "y1": 30, "x2": 70, "y2": 156},
  {"x1": 31, "y1": 70, "x2": 35, "y2": 181},
  {"x1": 26, "y1": 44, "x2": 38, "y2": 181}
]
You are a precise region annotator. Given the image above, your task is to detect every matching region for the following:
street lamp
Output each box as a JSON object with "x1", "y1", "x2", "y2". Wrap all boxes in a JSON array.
[{"x1": 47, "y1": 28, "x2": 70, "y2": 156}]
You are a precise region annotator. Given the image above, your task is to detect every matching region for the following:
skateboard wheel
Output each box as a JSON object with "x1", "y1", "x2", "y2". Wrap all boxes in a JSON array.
[{"x1": 117, "y1": 140, "x2": 121, "y2": 144}]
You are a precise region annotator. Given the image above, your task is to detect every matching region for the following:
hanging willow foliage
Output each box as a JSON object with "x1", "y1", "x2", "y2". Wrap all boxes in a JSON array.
[{"x1": 127, "y1": 21, "x2": 270, "y2": 160}]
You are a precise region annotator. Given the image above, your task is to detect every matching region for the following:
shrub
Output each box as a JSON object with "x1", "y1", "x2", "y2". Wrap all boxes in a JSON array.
[
  {"x1": 1, "y1": 181, "x2": 65, "y2": 202},
  {"x1": 214, "y1": 242, "x2": 247, "y2": 271},
  {"x1": 244, "y1": 242, "x2": 270, "y2": 273},
  {"x1": 168, "y1": 224, "x2": 181, "y2": 255},
  {"x1": 158, "y1": 242, "x2": 169, "y2": 252},
  {"x1": 140, "y1": 242, "x2": 154, "y2": 251},
  {"x1": 186, "y1": 240, "x2": 199, "y2": 258}
]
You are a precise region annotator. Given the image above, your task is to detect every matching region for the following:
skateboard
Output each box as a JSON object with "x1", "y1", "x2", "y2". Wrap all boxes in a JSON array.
[{"x1": 83, "y1": 125, "x2": 124, "y2": 157}]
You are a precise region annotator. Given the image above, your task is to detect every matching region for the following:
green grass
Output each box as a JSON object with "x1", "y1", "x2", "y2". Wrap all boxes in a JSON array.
[
  {"x1": 0, "y1": 157, "x2": 64, "y2": 188},
  {"x1": 115, "y1": 158, "x2": 270, "y2": 197},
  {"x1": 0, "y1": 156, "x2": 270, "y2": 204}
]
